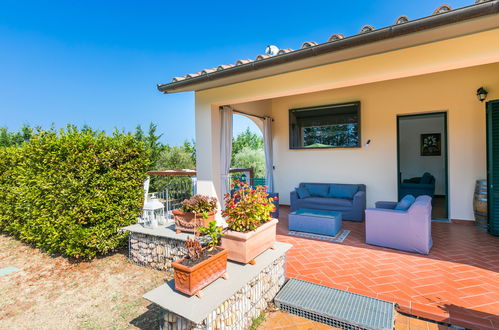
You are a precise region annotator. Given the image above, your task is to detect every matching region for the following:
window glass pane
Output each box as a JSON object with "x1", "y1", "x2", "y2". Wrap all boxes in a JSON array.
[{"x1": 289, "y1": 102, "x2": 360, "y2": 149}]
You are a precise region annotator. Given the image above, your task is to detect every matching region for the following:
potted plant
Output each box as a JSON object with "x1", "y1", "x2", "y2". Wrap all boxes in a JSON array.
[
  {"x1": 172, "y1": 194, "x2": 217, "y2": 234},
  {"x1": 221, "y1": 181, "x2": 278, "y2": 264},
  {"x1": 172, "y1": 221, "x2": 227, "y2": 298}
]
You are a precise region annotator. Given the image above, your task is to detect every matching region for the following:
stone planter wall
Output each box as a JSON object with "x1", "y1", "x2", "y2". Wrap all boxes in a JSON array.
[
  {"x1": 129, "y1": 232, "x2": 187, "y2": 273},
  {"x1": 161, "y1": 255, "x2": 286, "y2": 330}
]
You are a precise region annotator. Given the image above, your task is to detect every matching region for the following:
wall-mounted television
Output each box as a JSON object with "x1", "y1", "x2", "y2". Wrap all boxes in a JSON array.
[{"x1": 289, "y1": 101, "x2": 361, "y2": 149}]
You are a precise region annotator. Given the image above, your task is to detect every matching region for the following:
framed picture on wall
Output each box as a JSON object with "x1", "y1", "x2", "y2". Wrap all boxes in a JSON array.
[{"x1": 421, "y1": 133, "x2": 441, "y2": 156}]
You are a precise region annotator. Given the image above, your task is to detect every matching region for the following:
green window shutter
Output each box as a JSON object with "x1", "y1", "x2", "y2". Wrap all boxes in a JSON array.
[{"x1": 487, "y1": 100, "x2": 499, "y2": 236}]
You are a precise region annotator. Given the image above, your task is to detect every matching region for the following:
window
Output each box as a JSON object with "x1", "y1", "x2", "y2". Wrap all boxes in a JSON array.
[{"x1": 289, "y1": 101, "x2": 361, "y2": 149}]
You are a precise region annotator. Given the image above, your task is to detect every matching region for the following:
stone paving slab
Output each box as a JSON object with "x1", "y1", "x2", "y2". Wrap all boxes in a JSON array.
[{"x1": 121, "y1": 223, "x2": 195, "y2": 241}]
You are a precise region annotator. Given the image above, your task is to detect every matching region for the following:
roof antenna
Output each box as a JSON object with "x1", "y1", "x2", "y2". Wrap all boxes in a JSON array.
[{"x1": 265, "y1": 45, "x2": 279, "y2": 56}]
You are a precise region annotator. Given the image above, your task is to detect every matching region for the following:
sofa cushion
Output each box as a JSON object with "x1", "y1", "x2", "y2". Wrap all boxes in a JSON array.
[
  {"x1": 299, "y1": 197, "x2": 353, "y2": 209},
  {"x1": 303, "y1": 184, "x2": 329, "y2": 197},
  {"x1": 395, "y1": 194, "x2": 416, "y2": 211},
  {"x1": 295, "y1": 187, "x2": 311, "y2": 199},
  {"x1": 420, "y1": 172, "x2": 433, "y2": 184},
  {"x1": 328, "y1": 184, "x2": 359, "y2": 199}
]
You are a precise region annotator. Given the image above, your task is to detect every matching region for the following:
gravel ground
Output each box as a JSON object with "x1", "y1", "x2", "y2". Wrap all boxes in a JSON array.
[{"x1": 0, "y1": 234, "x2": 166, "y2": 330}]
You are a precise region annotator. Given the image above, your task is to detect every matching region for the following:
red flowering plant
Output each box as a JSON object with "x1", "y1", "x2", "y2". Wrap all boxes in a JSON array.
[{"x1": 222, "y1": 180, "x2": 276, "y2": 232}]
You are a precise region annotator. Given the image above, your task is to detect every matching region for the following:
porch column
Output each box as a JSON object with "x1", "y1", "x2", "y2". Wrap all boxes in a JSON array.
[{"x1": 194, "y1": 96, "x2": 222, "y2": 207}]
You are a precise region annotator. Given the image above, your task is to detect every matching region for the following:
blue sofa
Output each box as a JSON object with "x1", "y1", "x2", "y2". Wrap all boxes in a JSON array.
[
  {"x1": 290, "y1": 182, "x2": 366, "y2": 221},
  {"x1": 399, "y1": 172, "x2": 436, "y2": 199}
]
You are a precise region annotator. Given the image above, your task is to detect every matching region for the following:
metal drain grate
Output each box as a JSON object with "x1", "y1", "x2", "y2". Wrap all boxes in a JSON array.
[{"x1": 274, "y1": 279, "x2": 394, "y2": 330}]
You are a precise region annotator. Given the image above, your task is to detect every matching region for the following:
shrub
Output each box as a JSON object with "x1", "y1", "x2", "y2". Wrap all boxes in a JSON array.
[{"x1": 0, "y1": 127, "x2": 150, "y2": 259}]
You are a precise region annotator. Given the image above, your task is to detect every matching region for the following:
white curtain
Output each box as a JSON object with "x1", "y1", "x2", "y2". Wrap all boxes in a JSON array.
[
  {"x1": 220, "y1": 106, "x2": 233, "y2": 200},
  {"x1": 263, "y1": 117, "x2": 274, "y2": 193}
]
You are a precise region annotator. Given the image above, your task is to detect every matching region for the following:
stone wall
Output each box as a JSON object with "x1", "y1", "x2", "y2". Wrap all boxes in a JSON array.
[
  {"x1": 161, "y1": 255, "x2": 286, "y2": 330},
  {"x1": 129, "y1": 232, "x2": 187, "y2": 274}
]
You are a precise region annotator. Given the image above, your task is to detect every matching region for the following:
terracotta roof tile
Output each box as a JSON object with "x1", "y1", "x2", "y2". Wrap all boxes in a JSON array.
[
  {"x1": 328, "y1": 33, "x2": 345, "y2": 42},
  {"x1": 277, "y1": 48, "x2": 293, "y2": 55},
  {"x1": 186, "y1": 72, "x2": 201, "y2": 78},
  {"x1": 394, "y1": 15, "x2": 410, "y2": 24},
  {"x1": 360, "y1": 25, "x2": 375, "y2": 33},
  {"x1": 201, "y1": 68, "x2": 216, "y2": 75},
  {"x1": 235, "y1": 59, "x2": 252, "y2": 66},
  {"x1": 301, "y1": 41, "x2": 318, "y2": 49},
  {"x1": 172, "y1": 76, "x2": 186, "y2": 82},
  {"x1": 433, "y1": 4, "x2": 452, "y2": 14},
  {"x1": 217, "y1": 64, "x2": 234, "y2": 71},
  {"x1": 255, "y1": 54, "x2": 271, "y2": 61}
]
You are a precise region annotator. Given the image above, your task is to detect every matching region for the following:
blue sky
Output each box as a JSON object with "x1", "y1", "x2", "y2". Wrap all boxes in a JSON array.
[{"x1": 0, "y1": 0, "x2": 471, "y2": 145}]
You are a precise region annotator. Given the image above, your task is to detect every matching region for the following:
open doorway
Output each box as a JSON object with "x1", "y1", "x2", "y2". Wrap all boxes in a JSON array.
[
  {"x1": 231, "y1": 113, "x2": 266, "y2": 186},
  {"x1": 397, "y1": 112, "x2": 448, "y2": 220}
]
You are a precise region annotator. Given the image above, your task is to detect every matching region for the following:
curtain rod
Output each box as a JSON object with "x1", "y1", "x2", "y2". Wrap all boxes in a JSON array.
[
  {"x1": 220, "y1": 106, "x2": 271, "y2": 120},
  {"x1": 233, "y1": 109, "x2": 267, "y2": 120}
]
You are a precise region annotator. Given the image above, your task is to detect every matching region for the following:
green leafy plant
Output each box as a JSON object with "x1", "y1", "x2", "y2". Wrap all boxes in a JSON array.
[
  {"x1": 197, "y1": 221, "x2": 224, "y2": 251},
  {"x1": 222, "y1": 180, "x2": 276, "y2": 232},
  {"x1": 0, "y1": 126, "x2": 150, "y2": 259},
  {"x1": 180, "y1": 194, "x2": 217, "y2": 219}
]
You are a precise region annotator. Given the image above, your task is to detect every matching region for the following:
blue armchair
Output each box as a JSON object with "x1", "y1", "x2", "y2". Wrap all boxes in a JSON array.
[{"x1": 399, "y1": 172, "x2": 436, "y2": 199}]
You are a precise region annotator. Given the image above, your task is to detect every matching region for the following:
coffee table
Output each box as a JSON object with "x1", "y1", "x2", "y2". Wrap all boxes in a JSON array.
[{"x1": 289, "y1": 208, "x2": 342, "y2": 236}]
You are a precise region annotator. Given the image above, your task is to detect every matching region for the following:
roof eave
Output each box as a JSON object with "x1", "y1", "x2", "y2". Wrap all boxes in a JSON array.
[{"x1": 157, "y1": 0, "x2": 499, "y2": 94}]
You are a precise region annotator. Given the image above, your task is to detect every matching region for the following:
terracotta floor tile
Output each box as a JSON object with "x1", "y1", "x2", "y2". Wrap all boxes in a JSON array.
[
  {"x1": 275, "y1": 206, "x2": 499, "y2": 329},
  {"x1": 413, "y1": 284, "x2": 447, "y2": 296},
  {"x1": 474, "y1": 302, "x2": 499, "y2": 315}
]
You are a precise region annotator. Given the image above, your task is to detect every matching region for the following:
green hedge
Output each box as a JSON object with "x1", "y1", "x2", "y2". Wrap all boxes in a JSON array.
[{"x1": 0, "y1": 127, "x2": 150, "y2": 259}]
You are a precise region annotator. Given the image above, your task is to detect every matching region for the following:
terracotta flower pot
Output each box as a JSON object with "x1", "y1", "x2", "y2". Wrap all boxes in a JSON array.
[
  {"x1": 221, "y1": 218, "x2": 278, "y2": 264},
  {"x1": 172, "y1": 210, "x2": 216, "y2": 233},
  {"x1": 172, "y1": 247, "x2": 228, "y2": 296}
]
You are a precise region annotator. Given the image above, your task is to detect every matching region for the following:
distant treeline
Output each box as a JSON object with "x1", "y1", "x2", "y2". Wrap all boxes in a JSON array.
[{"x1": 1, "y1": 124, "x2": 265, "y2": 190}]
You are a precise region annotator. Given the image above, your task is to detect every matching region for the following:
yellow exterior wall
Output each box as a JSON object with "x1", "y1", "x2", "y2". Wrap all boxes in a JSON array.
[
  {"x1": 271, "y1": 63, "x2": 499, "y2": 220},
  {"x1": 197, "y1": 28, "x2": 499, "y2": 106},
  {"x1": 193, "y1": 28, "x2": 499, "y2": 221}
]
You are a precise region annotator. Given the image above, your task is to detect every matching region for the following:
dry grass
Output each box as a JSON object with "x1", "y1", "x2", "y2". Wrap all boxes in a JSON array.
[{"x1": 0, "y1": 234, "x2": 166, "y2": 329}]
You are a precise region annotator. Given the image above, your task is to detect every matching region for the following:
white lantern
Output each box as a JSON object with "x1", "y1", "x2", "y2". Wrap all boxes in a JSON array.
[{"x1": 140, "y1": 194, "x2": 167, "y2": 228}]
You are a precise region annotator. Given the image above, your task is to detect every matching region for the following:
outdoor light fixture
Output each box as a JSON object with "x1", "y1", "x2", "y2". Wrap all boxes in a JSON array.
[{"x1": 477, "y1": 87, "x2": 488, "y2": 102}]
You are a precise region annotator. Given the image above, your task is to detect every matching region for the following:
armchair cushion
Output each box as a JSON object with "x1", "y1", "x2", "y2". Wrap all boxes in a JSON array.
[
  {"x1": 420, "y1": 172, "x2": 433, "y2": 184},
  {"x1": 295, "y1": 187, "x2": 311, "y2": 199},
  {"x1": 328, "y1": 184, "x2": 359, "y2": 199},
  {"x1": 375, "y1": 201, "x2": 398, "y2": 209},
  {"x1": 303, "y1": 184, "x2": 329, "y2": 197},
  {"x1": 403, "y1": 177, "x2": 421, "y2": 184},
  {"x1": 394, "y1": 194, "x2": 416, "y2": 211}
]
